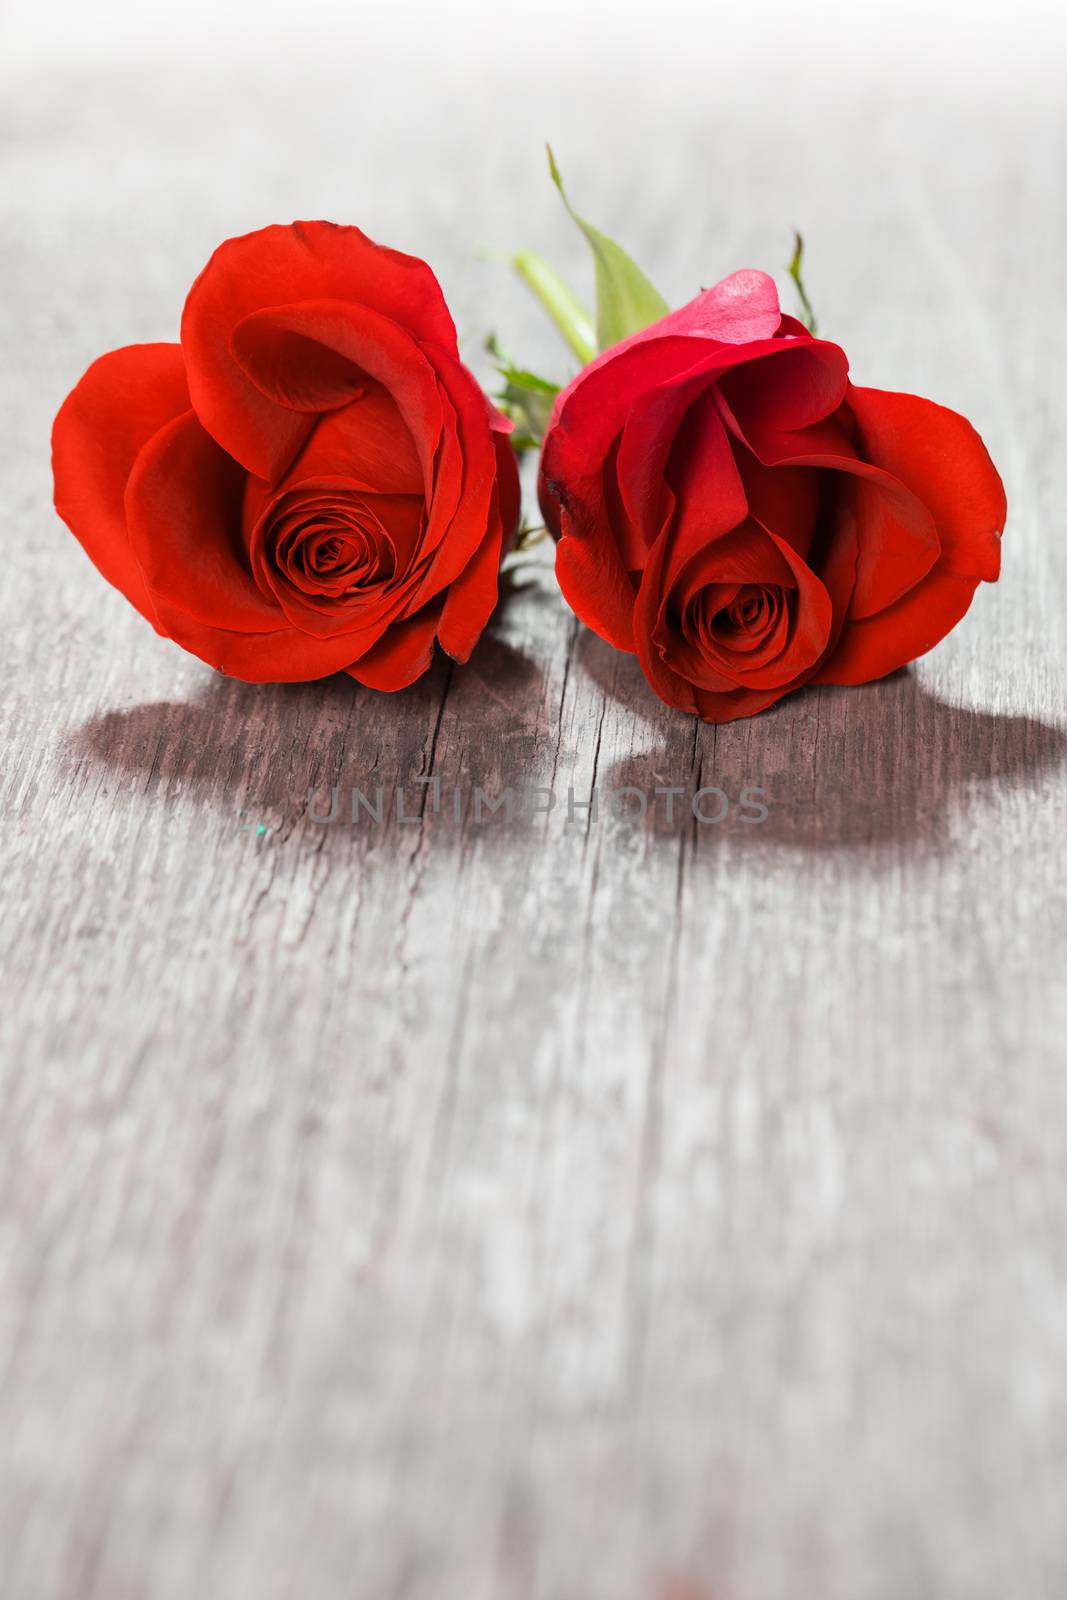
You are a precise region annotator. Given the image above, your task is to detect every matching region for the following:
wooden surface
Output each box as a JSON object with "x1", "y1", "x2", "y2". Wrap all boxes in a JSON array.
[{"x1": 2, "y1": 11, "x2": 1067, "y2": 1598}]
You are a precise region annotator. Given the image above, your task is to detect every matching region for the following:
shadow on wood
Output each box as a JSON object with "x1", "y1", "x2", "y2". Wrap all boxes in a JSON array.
[{"x1": 599, "y1": 665, "x2": 1067, "y2": 853}]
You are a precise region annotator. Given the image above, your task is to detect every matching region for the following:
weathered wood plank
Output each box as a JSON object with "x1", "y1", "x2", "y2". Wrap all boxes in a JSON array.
[{"x1": 1, "y1": 24, "x2": 1066, "y2": 1600}]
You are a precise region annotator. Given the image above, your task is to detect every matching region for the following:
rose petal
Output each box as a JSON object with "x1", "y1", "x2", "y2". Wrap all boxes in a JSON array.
[
  {"x1": 232, "y1": 300, "x2": 444, "y2": 493},
  {"x1": 734, "y1": 450, "x2": 822, "y2": 560},
  {"x1": 276, "y1": 383, "x2": 423, "y2": 499},
  {"x1": 555, "y1": 525, "x2": 639, "y2": 652},
  {"x1": 838, "y1": 471, "x2": 940, "y2": 617},
  {"x1": 490, "y1": 418, "x2": 522, "y2": 555},
  {"x1": 347, "y1": 602, "x2": 443, "y2": 690},
  {"x1": 717, "y1": 338, "x2": 850, "y2": 433},
  {"x1": 143, "y1": 609, "x2": 371, "y2": 682},
  {"x1": 654, "y1": 270, "x2": 784, "y2": 344},
  {"x1": 126, "y1": 410, "x2": 278, "y2": 633},
  {"x1": 661, "y1": 391, "x2": 749, "y2": 581},
  {"x1": 437, "y1": 510, "x2": 504, "y2": 662},
  {"x1": 404, "y1": 342, "x2": 499, "y2": 608},
  {"x1": 181, "y1": 221, "x2": 457, "y2": 481},
  {"x1": 726, "y1": 531, "x2": 832, "y2": 689},
  {"x1": 247, "y1": 480, "x2": 426, "y2": 638},
  {"x1": 846, "y1": 386, "x2": 1006, "y2": 582},
  {"x1": 614, "y1": 369, "x2": 715, "y2": 566},
  {"x1": 657, "y1": 522, "x2": 831, "y2": 691},
  {"x1": 544, "y1": 336, "x2": 845, "y2": 652},
  {"x1": 720, "y1": 390, "x2": 941, "y2": 617},
  {"x1": 633, "y1": 525, "x2": 700, "y2": 713},
  {"x1": 690, "y1": 679, "x2": 801, "y2": 722},
  {"x1": 52, "y1": 343, "x2": 190, "y2": 621},
  {"x1": 566, "y1": 270, "x2": 783, "y2": 400},
  {"x1": 123, "y1": 409, "x2": 378, "y2": 680},
  {"x1": 816, "y1": 568, "x2": 980, "y2": 685}
]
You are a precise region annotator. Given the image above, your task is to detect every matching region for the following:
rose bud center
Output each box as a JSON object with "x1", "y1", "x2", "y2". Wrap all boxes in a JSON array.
[
  {"x1": 684, "y1": 580, "x2": 792, "y2": 668},
  {"x1": 248, "y1": 475, "x2": 425, "y2": 640},
  {"x1": 274, "y1": 504, "x2": 396, "y2": 596}
]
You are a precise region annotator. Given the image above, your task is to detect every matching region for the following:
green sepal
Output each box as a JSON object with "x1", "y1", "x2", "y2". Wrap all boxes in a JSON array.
[{"x1": 787, "y1": 230, "x2": 819, "y2": 335}]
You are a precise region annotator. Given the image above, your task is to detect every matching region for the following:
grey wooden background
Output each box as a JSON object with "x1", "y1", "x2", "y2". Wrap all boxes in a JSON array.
[{"x1": 2, "y1": 4, "x2": 1066, "y2": 1597}]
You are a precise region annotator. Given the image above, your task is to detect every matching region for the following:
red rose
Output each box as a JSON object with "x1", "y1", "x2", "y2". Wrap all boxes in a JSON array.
[
  {"x1": 539, "y1": 270, "x2": 1005, "y2": 721},
  {"x1": 53, "y1": 221, "x2": 520, "y2": 687}
]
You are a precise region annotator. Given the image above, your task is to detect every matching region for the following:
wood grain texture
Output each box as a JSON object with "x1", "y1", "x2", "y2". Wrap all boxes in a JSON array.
[{"x1": 2, "y1": 18, "x2": 1067, "y2": 1600}]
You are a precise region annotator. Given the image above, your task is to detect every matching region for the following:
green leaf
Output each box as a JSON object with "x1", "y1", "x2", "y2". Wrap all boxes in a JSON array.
[
  {"x1": 787, "y1": 230, "x2": 819, "y2": 335},
  {"x1": 485, "y1": 332, "x2": 560, "y2": 451},
  {"x1": 511, "y1": 251, "x2": 596, "y2": 365},
  {"x1": 490, "y1": 362, "x2": 559, "y2": 397},
  {"x1": 546, "y1": 144, "x2": 669, "y2": 352}
]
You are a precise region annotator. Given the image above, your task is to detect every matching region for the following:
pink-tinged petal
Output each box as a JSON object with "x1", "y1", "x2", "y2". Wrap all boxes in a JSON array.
[
  {"x1": 52, "y1": 343, "x2": 190, "y2": 621},
  {"x1": 846, "y1": 386, "x2": 1006, "y2": 581},
  {"x1": 125, "y1": 410, "x2": 279, "y2": 633},
  {"x1": 346, "y1": 603, "x2": 443, "y2": 690},
  {"x1": 545, "y1": 334, "x2": 789, "y2": 496},
  {"x1": 542, "y1": 279, "x2": 793, "y2": 502},
  {"x1": 655, "y1": 270, "x2": 783, "y2": 343},
  {"x1": 815, "y1": 568, "x2": 980, "y2": 685},
  {"x1": 181, "y1": 221, "x2": 457, "y2": 481},
  {"x1": 565, "y1": 270, "x2": 783, "y2": 399}
]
